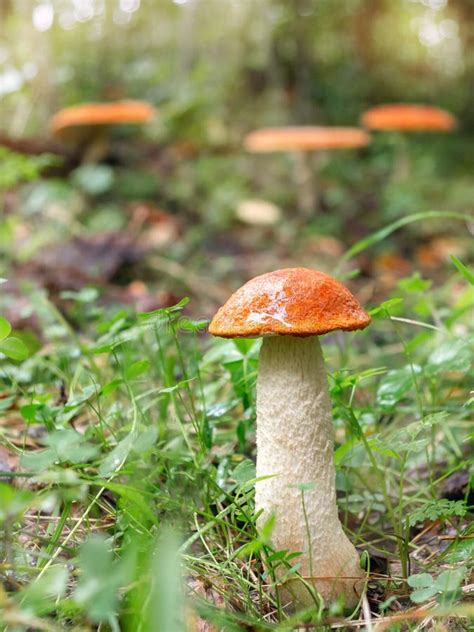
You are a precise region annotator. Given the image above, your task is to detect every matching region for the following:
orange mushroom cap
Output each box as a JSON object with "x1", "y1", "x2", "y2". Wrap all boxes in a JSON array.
[
  {"x1": 209, "y1": 268, "x2": 371, "y2": 338},
  {"x1": 50, "y1": 100, "x2": 156, "y2": 135},
  {"x1": 243, "y1": 126, "x2": 371, "y2": 153},
  {"x1": 361, "y1": 104, "x2": 456, "y2": 132}
]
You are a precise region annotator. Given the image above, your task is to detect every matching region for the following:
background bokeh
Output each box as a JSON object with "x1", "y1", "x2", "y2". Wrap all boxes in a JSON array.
[{"x1": 1, "y1": 0, "x2": 473, "y2": 315}]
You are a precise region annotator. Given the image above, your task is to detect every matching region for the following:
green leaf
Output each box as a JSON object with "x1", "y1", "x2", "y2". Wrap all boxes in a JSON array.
[
  {"x1": 279, "y1": 562, "x2": 302, "y2": 582},
  {"x1": 259, "y1": 514, "x2": 276, "y2": 544},
  {"x1": 410, "y1": 586, "x2": 438, "y2": 603},
  {"x1": 233, "y1": 338, "x2": 259, "y2": 355},
  {"x1": 100, "y1": 379, "x2": 124, "y2": 396},
  {"x1": 99, "y1": 481, "x2": 156, "y2": 524},
  {"x1": 231, "y1": 459, "x2": 256, "y2": 485},
  {"x1": 266, "y1": 550, "x2": 290, "y2": 563},
  {"x1": 0, "y1": 483, "x2": 35, "y2": 521},
  {"x1": 142, "y1": 529, "x2": 184, "y2": 632},
  {"x1": 46, "y1": 430, "x2": 99, "y2": 464},
  {"x1": 398, "y1": 273, "x2": 432, "y2": 294},
  {"x1": 408, "y1": 499, "x2": 467, "y2": 527},
  {"x1": 74, "y1": 535, "x2": 133, "y2": 623},
  {"x1": 19, "y1": 403, "x2": 39, "y2": 423},
  {"x1": 0, "y1": 336, "x2": 29, "y2": 361},
  {"x1": 451, "y1": 255, "x2": 474, "y2": 285},
  {"x1": 20, "y1": 565, "x2": 69, "y2": 614},
  {"x1": 0, "y1": 147, "x2": 58, "y2": 190},
  {"x1": 132, "y1": 426, "x2": 158, "y2": 453},
  {"x1": 125, "y1": 359, "x2": 151, "y2": 380},
  {"x1": 19, "y1": 403, "x2": 55, "y2": 430},
  {"x1": 344, "y1": 491, "x2": 386, "y2": 514},
  {"x1": 434, "y1": 567, "x2": 466, "y2": 593},
  {"x1": 138, "y1": 297, "x2": 189, "y2": 321},
  {"x1": 0, "y1": 316, "x2": 12, "y2": 342},
  {"x1": 408, "y1": 573, "x2": 434, "y2": 589},
  {"x1": 368, "y1": 298, "x2": 404, "y2": 318},
  {"x1": 0, "y1": 395, "x2": 15, "y2": 411},
  {"x1": 177, "y1": 317, "x2": 208, "y2": 333},
  {"x1": 60, "y1": 287, "x2": 99, "y2": 303},
  {"x1": 99, "y1": 432, "x2": 136, "y2": 477},
  {"x1": 427, "y1": 338, "x2": 472, "y2": 374},
  {"x1": 335, "y1": 437, "x2": 400, "y2": 467},
  {"x1": 20, "y1": 448, "x2": 57, "y2": 472},
  {"x1": 72, "y1": 164, "x2": 115, "y2": 195},
  {"x1": 445, "y1": 537, "x2": 474, "y2": 563},
  {"x1": 66, "y1": 385, "x2": 100, "y2": 409},
  {"x1": 376, "y1": 364, "x2": 421, "y2": 409}
]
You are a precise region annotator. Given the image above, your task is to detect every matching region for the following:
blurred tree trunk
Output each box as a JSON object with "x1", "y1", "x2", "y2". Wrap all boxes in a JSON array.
[
  {"x1": 353, "y1": 0, "x2": 381, "y2": 74},
  {"x1": 270, "y1": 0, "x2": 319, "y2": 123}
]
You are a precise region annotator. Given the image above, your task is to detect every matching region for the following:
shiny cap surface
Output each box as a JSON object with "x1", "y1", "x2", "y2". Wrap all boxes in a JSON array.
[{"x1": 209, "y1": 268, "x2": 371, "y2": 338}]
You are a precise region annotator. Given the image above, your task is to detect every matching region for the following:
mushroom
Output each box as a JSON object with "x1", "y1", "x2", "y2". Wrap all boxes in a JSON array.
[
  {"x1": 361, "y1": 103, "x2": 456, "y2": 180},
  {"x1": 235, "y1": 199, "x2": 282, "y2": 226},
  {"x1": 49, "y1": 100, "x2": 156, "y2": 163},
  {"x1": 243, "y1": 126, "x2": 371, "y2": 218},
  {"x1": 209, "y1": 268, "x2": 371, "y2": 608},
  {"x1": 361, "y1": 103, "x2": 456, "y2": 132}
]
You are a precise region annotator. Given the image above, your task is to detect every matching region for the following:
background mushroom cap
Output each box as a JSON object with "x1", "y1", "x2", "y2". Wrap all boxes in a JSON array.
[
  {"x1": 361, "y1": 103, "x2": 456, "y2": 132},
  {"x1": 243, "y1": 126, "x2": 371, "y2": 153},
  {"x1": 50, "y1": 100, "x2": 156, "y2": 135},
  {"x1": 209, "y1": 268, "x2": 371, "y2": 338}
]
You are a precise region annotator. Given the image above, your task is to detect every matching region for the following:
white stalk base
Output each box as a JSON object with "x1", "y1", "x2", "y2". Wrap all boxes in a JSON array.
[{"x1": 256, "y1": 336, "x2": 363, "y2": 608}]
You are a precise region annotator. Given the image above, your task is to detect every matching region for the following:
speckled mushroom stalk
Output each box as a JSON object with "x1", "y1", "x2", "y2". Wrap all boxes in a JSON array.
[
  {"x1": 209, "y1": 268, "x2": 371, "y2": 608},
  {"x1": 256, "y1": 335, "x2": 362, "y2": 607}
]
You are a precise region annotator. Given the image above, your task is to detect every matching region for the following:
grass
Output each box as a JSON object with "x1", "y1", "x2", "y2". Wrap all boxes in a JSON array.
[
  {"x1": 0, "y1": 145, "x2": 472, "y2": 631},
  {"x1": 0, "y1": 233, "x2": 472, "y2": 631}
]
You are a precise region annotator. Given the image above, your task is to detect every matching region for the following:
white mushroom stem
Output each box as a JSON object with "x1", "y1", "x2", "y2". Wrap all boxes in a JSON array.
[
  {"x1": 256, "y1": 336, "x2": 363, "y2": 607},
  {"x1": 293, "y1": 150, "x2": 319, "y2": 218}
]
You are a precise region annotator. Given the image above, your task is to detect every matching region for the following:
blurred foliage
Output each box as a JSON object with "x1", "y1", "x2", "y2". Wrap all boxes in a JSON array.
[
  {"x1": 1, "y1": 0, "x2": 474, "y2": 138},
  {"x1": 0, "y1": 147, "x2": 57, "y2": 191},
  {"x1": 0, "y1": 0, "x2": 473, "y2": 242}
]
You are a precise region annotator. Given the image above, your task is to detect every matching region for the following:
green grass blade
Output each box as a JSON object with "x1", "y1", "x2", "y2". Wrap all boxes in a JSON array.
[
  {"x1": 341, "y1": 211, "x2": 470, "y2": 263},
  {"x1": 451, "y1": 255, "x2": 474, "y2": 285}
]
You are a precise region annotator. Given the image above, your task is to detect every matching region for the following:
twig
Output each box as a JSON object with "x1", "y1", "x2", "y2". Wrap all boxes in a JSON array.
[
  {"x1": 361, "y1": 593, "x2": 374, "y2": 632},
  {"x1": 389, "y1": 316, "x2": 441, "y2": 331}
]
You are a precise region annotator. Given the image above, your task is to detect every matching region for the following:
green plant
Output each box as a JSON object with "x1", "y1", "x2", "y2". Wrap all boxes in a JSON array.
[
  {"x1": 0, "y1": 148, "x2": 57, "y2": 192},
  {"x1": 0, "y1": 312, "x2": 28, "y2": 361},
  {"x1": 408, "y1": 567, "x2": 467, "y2": 605}
]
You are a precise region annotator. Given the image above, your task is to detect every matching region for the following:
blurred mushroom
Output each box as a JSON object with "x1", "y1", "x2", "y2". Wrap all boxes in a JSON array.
[
  {"x1": 361, "y1": 103, "x2": 456, "y2": 179},
  {"x1": 244, "y1": 126, "x2": 370, "y2": 218},
  {"x1": 235, "y1": 198, "x2": 282, "y2": 226},
  {"x1": 373, "y1": 252, "x2": 412, "y2": 290},
  {"x1": 210, "y1": 268, "x2": 370, "y2": 608},
  {"x1": 50, "y1": 100, "x2": 156, "y2": 163},
  {"x1": 415, "y1": 236, "x2": 465, "y2": 270},
  {"x1": 361, "y1": 104, "x2": 456, "y2": 132}
]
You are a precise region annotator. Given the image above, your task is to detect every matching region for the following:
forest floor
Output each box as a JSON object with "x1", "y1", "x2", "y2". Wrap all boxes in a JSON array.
[{"x1": 0, "y1": 146, "x2": 473, "y2": 630}]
